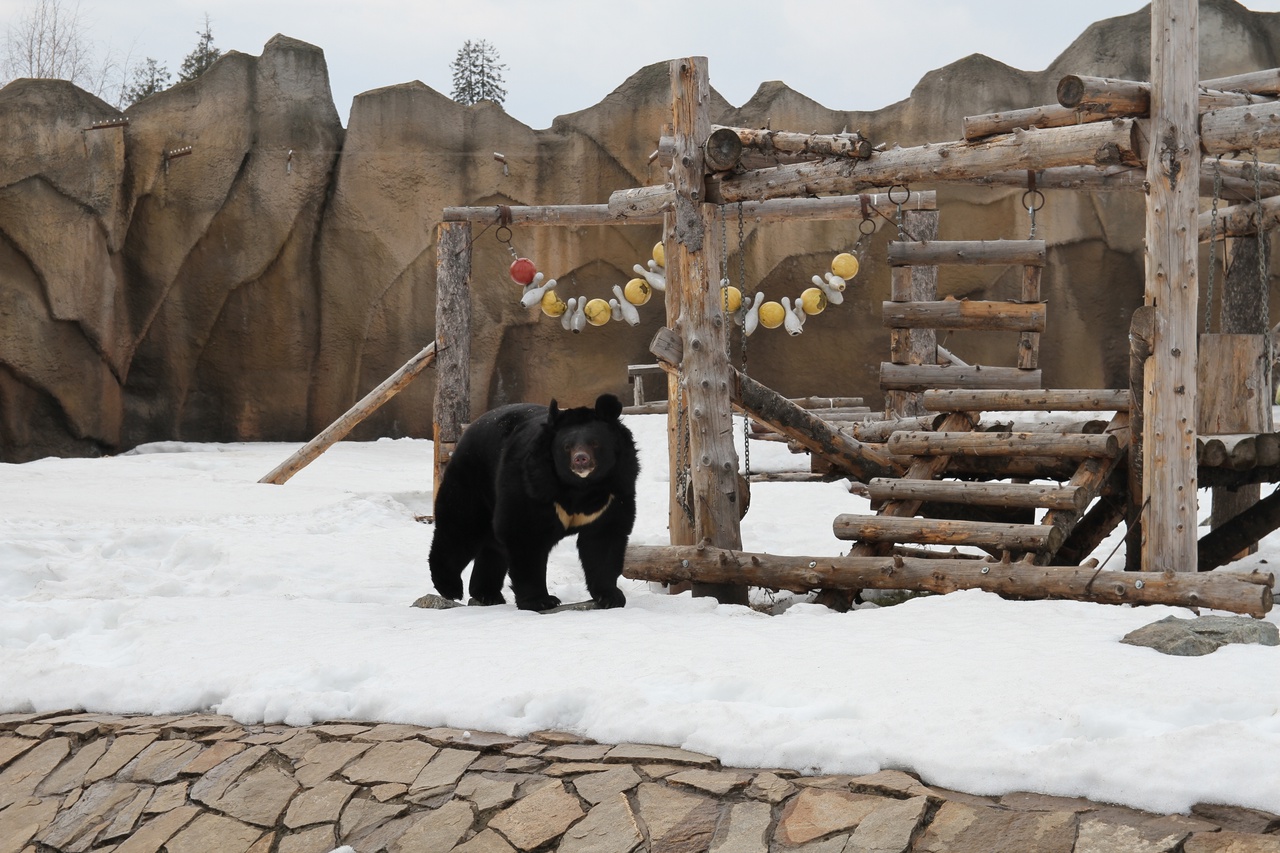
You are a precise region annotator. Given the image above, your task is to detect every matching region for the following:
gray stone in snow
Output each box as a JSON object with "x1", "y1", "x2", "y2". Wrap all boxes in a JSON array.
[{"x1": 1121, "y1": 615, "x2": 1280, "y2": 656}]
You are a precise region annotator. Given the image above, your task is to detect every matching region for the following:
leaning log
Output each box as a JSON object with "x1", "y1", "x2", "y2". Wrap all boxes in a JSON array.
[
  {"x1": 260, "y1": 342, "x2": 438, "y2": 485},
  {"x1": 623, "y1": 544, "x2": 1275, "y2": 617},
  {"x1": 707, "y1": 119, "x2": 1145, "y2": 204},
  {"x1": 1199, "y1": 487, "x2": 1280, "y2": 572},
  {"x1": 1198, "y1": 195, "x2": 1280, "y2": 241}
]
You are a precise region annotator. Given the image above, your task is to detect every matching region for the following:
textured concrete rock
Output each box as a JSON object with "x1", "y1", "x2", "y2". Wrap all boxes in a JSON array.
[
  {"x1": 777, "y1": 788, "x2": 885, "y2": 845},
  {"x1": 846, "y1": 796, "x2": 929, "y2": 853},
  {"x1": 455, "y1": 772, "x2": 521, "y2": 812},
  {"x1": 559, "y1": 792, "x2": 644, "y2": 853},
  {"x1": 119, "y1": 739, "x2": 203, "y2": 783},
  {"x1": 709, "y1": 800, "x2": 772, "y2": 853},
  {"x1": 341, "y1": 739, "x2": 438, "y2": 785},
  {"x1": 112, "y1": 805, "x2": 201, "y2": 853},
  {"x1": 387, "y1": 797, "x2": 474, "y2": 852},
  {"x1": 0, "y1": 737, "x2": 70, "y2": 808},
  {"x1": 1122, "y1": 615, "x2": 1280, "y2": 656},
  {"x1": 605, "y1": 743, "x2": 719, "y2": 767},
  {"x1": 453, "y1": 829, "x2": 518, "y2": 852},
  {"x1": 667, "y1": 768, "x2": 753, "y2": 796},
  {"x1": 0, "y1": 795, "x2": 60, "y2": 853},
  {"x1": 573, "y1": 764, "x2": 643, "y2": 805},
  {"x1": 163, "y1": 812, "x2": 265, "y2": 853},
  {"x1": 284, "y1": 779, "x2": 356, "y2": 828},
  {"x1": 408, "y1": 747, "x2": 476, "y2": 795},
  {"x1": 1075, "y1": 816, "x2": 1189, "y2": 853},
  {"x1": 914, "y1": 800, "x2": 1077, "y2": 853},
  {"x1": 293, "y1": 741, "x2": 372, "y2": 787},
  {"x1": 634, "y1": 782, "x2": 721, "y2": 853},
  {"x1": 276, "y1": 823, "x2": 338, "y2": 853},
  {"x1": 748, "y1": 770, "x2": 798, "y2": 803},
  {"x1": 1184, "y1": 832, "x2": 1280, "y2": 852},
  {"x1": 488, "y1": 779, "x2": 585, "y2": 850}
]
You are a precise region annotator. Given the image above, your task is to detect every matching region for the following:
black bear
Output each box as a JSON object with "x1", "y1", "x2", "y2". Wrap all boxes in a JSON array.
[{"x1": 429, "y1": 394, "x2": 639, "y2": 611}]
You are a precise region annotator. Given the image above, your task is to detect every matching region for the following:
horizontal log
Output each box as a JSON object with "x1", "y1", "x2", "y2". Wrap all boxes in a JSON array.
[
  {"x1": 707, "y1": 119, "x2": 1144, "y2": 204},
  {"x1": 1202, "y1": 67, "x2": 1280, "y2": 95},
  {"x1": 442, "y1": 203, "x2": 660, "y2": 226},
  {"x1": 846, "y1": 413, "x2": 948, "y2": 443},
  {"x1": 880, "y1": 363, "x2": 1042, "y2": 392},
  {"x1": 867, "y1": 478, "x2": 1088, "y2": 512},
  {"x1": 833, "y1": 515, "x2": 1062, "y2": 551},
  {"x1": 886, "y1": 431, "x2": 1119, "y2": 459},
  {"x1": 922, "y1": 389, "x2": 1131, "y2": 412},
  {"x1": 963, "y1": 104, "x2": 1109, "y2": 141},
  {"x1": 727, "y1": 125, "x2": 873, "y2": 159},
  {"x1": 789, "y1": 395, "x2": 867, "y2": 409},
  {"x1": 1055, "y1": 75, "x2": 1267, "y2": 116},
  {"x1": 623, "y1": 544, "x2": 1274, "y2": 617},
  {"x1": 882, "y1": 300, "x2": 1046, "y2": 332},
  {"x1": 944, "y1": 455, "x2": 1080, "y2": 480},
  {"x1": 975, "y1": 162, "x2": 1280, "y2": 200},
  {"x1": 888, "y1": 239, "x2": 1046, "y2": 267},
  {"x1": 608, "y1": 186, "x2": 938, "y2": 223},
  {"x1": 1201, "y1": 101, "x2": 1280, "y2": 155},
  {"x1": 1199, "y1": 194, "x2": 1280, "y2": 241},
  {"x1": 607, "y1": 184, "x2": 675, "y2": 220}
]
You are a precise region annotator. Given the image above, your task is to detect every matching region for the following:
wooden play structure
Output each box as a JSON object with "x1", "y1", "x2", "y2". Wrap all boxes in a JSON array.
[{"x1": 264, "y1": 0, "x2": 1280, "y2": 617}]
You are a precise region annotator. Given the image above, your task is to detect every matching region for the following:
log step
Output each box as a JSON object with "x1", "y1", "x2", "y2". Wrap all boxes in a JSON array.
[
  {"x1": 887, "y1": 430, "x2": 1120, "y2": 459},
  {"x1": 882, "y1": 300, "x2": 1046, "y2": 332},
  {"x1": 922, "y1": 389, "x2": 1131, "y2": 412},
  {"x1": 888, "y1": 239, "x2": 1046, "y2": 267},
  {"x1": 866, "y1": 478, "x2": 1089, "y2": 512},
  {"x1": 833, "y1": 515, "x2": 1063, "y2": 552},
  {"x1": 880, "y1": 363, "x2": 1042, "y2": 392}
]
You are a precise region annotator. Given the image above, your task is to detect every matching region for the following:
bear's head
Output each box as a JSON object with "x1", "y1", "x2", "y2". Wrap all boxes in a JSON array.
[{"x1": 547, "y1": 394, "x2": 625, "y2": 485}]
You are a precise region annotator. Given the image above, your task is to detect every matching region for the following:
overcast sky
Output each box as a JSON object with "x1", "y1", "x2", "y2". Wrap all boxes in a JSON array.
[{"x1": 4, "y1": 0, "x2": 1280, "y2": 127}]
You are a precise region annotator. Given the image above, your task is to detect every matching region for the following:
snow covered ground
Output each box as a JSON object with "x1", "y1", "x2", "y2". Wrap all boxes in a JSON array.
[{"x1": 2, "y1": 413, "x2": 1278, "y2": 816}]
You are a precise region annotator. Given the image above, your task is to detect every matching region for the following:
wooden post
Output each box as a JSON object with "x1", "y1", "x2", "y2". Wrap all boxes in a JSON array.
[
  {"x1": 1141, "y1": 0, "x2": 1200, "y2": 573},
  {"x1": 667, "y1": 57, "x2": 745, "y2": 605},
  {"x1": 433, "y1": 222, "x2": 472, "y2": 506}
]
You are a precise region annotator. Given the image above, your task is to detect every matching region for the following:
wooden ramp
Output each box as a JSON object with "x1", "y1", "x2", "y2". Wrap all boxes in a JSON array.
[{"x1": 833, "y1": 390, "x2": 1132, "y2": 566}]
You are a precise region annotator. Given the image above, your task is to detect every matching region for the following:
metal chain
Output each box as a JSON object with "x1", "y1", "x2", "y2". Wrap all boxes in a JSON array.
[
  {"x1": 1206, "y1": 156, "x2": 1222, "y2": 333},
  {"x1": 719, "y1": 207, "x2": 731, "y2": 358},
  {"x1": 737, "y1": 201, "x2": 750, "y2": 479}
]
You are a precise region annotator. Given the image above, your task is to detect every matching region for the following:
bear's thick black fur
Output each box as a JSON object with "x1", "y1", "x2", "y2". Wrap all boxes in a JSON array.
[{"x1": 428, "y1": 393, "x2": 639, "y2": 611}]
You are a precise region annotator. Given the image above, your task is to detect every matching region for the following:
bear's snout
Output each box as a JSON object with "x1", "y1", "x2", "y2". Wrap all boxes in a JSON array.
[{"x1": 571, "y1": 448, "x2": 596, "y2": 477}]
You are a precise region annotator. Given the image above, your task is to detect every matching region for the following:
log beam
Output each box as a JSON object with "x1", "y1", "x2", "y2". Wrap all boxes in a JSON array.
[
  {"x1": 833, "y1": 515, "x2": 1062, "y2": 552},
  {"x1": 888, "y1": 239, "x2": 1046, "y2": 267},
  {"x1": 921, "y1": 389, "x2": 1130, "y2": 412},
  {"x1": 1055, "y1": 75, "x2": 1267, "y2": 116},
  {"x1": 1198, "y1": 194, "x2": 1280, "y2": 241},
  {"x1": 882, "y1": 300, "x2": 1046, "y2": 332},
  {"x1": 880, "y1": 363, "x2": 1042, "y2": 392},
  {"x1": 887, "y1": 431, "x2": 1119, "y2": 459},
  {"x1": 867, "y1": 478, "x2": 1089, "y2": 513},
  {"x1": 1201, "y1": 101, "x2": 1280, "y2": 155},
  {"x1": 623, "y1": 544, "x2": 1274, "y2": 617},
  {"x1": 442, "y1": 203, "x2": 661, "y2": 227}
]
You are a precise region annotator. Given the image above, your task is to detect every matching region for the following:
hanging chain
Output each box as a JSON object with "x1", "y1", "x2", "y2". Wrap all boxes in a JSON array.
[
  {"x1": 675, "y1": 376, "x2": 694, "y2": 526},
  {"x1": 1023, "y1": 172, "x2": 1045, "y2": 240},
  {"x1": 1255, "y1": 147, "x2": 1269, "y2": 331},
  {"x1": 719, "y1": 207, "x2": 731, "y2": 358},
  {"x1": 737, "y1": 201, "x2": 750, "y2": 479},
  {"x1": 890, "y1": 185, "x2": 909, "y2": 240},
  {"x1": 1206, "y1": 156, "x2": 1222, "y2": 334}
]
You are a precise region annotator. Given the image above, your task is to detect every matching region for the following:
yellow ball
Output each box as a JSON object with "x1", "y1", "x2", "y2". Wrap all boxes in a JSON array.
[
  {"x1": 832, "y1": 252, "x2": 860, "y2": 280},
  {"x1": 800, "y1": 287, "x2": 828, "y2": 315},
  {"x1": 652, "y1": 241, "x2": 666, "y2": 268},
  {"x1": 584, "y1": 297, "x2": 612, "y2": 326},
  {"x1": 721, "y1": 285, "x2": 742, "y2": 313},
  {"x1": 624, "y1": 277, "x2": 652, "y2": 306},
  {"x1": 758, "y1": 301, "x2": 785, "y2": 329},
  {"x1": 540, "y1": 289, "x2": 566, "y2": 317}
]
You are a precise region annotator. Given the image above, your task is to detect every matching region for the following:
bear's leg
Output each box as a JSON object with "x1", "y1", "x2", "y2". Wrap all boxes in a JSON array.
[
  {"x1": 506, "y1": 549, "x2": 561, "y2": 612},
  {"x1": 577, "y1": 532, "x2": 627, "y2": 609},
  {"x1": 468, "y1": 542, "x2": 509, "y2": 606},
  {"x1": 428, "y1": 526, "x2": 475, "y2": 601}
]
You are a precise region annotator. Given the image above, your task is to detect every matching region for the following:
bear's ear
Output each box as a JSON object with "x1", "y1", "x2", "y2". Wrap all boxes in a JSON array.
[
  {"x1": 547, "y1": 400, "x2": 561, "y2": 424},
  {"x1": 595, "y1": 394, "x2": 623, "y2": 421}
]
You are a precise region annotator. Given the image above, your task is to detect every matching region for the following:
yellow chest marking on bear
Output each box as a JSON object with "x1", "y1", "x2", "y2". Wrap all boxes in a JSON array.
[{"x1": 555, "y1": 495, "x2": 614, "y2": 530}]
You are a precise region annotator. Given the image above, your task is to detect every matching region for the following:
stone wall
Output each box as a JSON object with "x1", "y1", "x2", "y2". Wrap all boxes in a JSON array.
[{"x1": 1, "y1": 1, "x2": 1277, "y2": 461}]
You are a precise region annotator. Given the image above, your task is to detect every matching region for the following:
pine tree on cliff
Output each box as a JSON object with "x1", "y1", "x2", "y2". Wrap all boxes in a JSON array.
[
  {"x1": 178, "y1": 14, "x2": 220, "y2": 83},
  {"x1": 123, "y1": 57, "x2": 170, "y2": 104},
  {"x1": 450, "y1": 39, "x2": 507, "y2": 106}
]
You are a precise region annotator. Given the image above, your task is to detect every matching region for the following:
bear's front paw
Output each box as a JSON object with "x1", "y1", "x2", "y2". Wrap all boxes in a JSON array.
[
  {"x1": 434, "y1": 579, "x2": 463, "y2": 600},
  {"x1": 593, "y1": 587, "x2": 626, "y2": 609},
  {"x1": 517, "y1": 594, "x2": 562, "y2": 612},
  {"x1": 468, "y1": 592, "x2": 506, "y2": 606}
]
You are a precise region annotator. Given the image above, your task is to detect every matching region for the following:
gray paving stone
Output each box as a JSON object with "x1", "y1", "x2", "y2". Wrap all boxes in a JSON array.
[
  {"x1": 273, "y1": 731, "x2": 323, "y2": 761},
  {"x1": 342, "y1": 739, "x2": 438, "y2": 786},
  {"x1": 189, "y1": 745, "x2": 270, "y2": 805},
  {"x1": 371, "y1": 782, "x2": 409, "y2": 802},
  {"x1": 163, "y1": 715, "x2": 238, "y2": 735},
  {"x1": 470, "y1": 754, "x2": 546, "y2": 773},
  {"x1": 387, "y1": 797, "x2": 474, "y2": 852},
  {"x1": 452, "y1": 829, "x2": 518, "y2": 852},
  {"x1": 0, "y1": 737, "x2": 70, "y2": 808},
  {"x1": 340, "y1": 796, "x2": 408, "y2": 839},
  {"x1": 559, "y1": 791, "x2": 644, "y2": 853},
  {"x1": 163, "y1": 812, "x2": 265, "y2": 853},
  {"x1": 111, "y1": 805, "x2": 201, "y2": 853},
  {"x1": 36, "y1": 736, "x2": 109, "y2": 795},
  {"x1": 277, "y1": 824, "x2": 338, "y2": 853},
  {"x1": 85, "y1": 734, "x2": 158, "y2": 783},
  {"x1": 0, "y1": 737, "x2": 39, "y2": 771},
  {"x1": 309, "y1": 723, "x2": 371, "y2": 738},
  {"x1": 913, "y1": 800, "x2": 1077, "y2": 853},
  {"x1": 1075, "y1": 816, "x2": 1189, "y2": 853},
  {"x1": 285, "y1": 780, "x2": 357, "y2": 829},
  {"x1": 503, "y1": 741, "x2": 546, "y2": 757},
  {"x1": 352, "y1": 723, "x2": 429, "y2": 742},
  {"x1": 36, "y1": 780, "x2": 149, "y2": 852},
  {"x1": 423, "y1": 727, "x2": 522, "y2": 751},
  {"x1": 1184, "y1": 832, "x2": 1280, "y2": 852},
  {"x1": 143, "y1": 781, "x2": 187, "y2": 814},
  {"x1": 634, "y1": 781, "x2": 721, "y2": 853},
  {"x1": 846, "y1": 796, "x2": 928, "y2": 853},
  {"x1": 455, "y1": 772, "x2": 521, "y2": 812},
  {"x1": 542, "y1": 743, "x2": 613, "y2": 762},
  {"x1": 747, "y1": 770, "x2": 797, "y2": 804},
  {"x1": 605, "y1": 743, "x2": 718, "y2": 767},
  {"x1": 545, "y1": 761, "x2": 614, "y2": 777},
  {"x1": 775, "y1": 788, "x2": 884, "y2": 846},
  {"x1": 667, "y1": 767, "x2": 753, "y2": 796},
  {"x1": 488, "y1": 779, "x2": 584, "y2": 850},
  {"x1": 293, "y1": 740, "x2": 372, "y2": 788},
  {"x1": 178, "y1": 739, "x2": 245, "y2": 776},
  {"x1": 572, "y1": 764, "x2": 642, "y2": 805},
  {"x1": 409, "y1": 747, "x2": 477, "y2": 795},
  {"x1": 0, "y1": 795, "x2": 60, "y2": 853},
  {"x1": 118, "y1": 739, "x2": 203, "y2": 783},
  {"x1": 709, "y1": 800, "x2": 771, "y2": 853},
  {"x1": 203, "y1": 763, "x2": 301, "y2": 827}
]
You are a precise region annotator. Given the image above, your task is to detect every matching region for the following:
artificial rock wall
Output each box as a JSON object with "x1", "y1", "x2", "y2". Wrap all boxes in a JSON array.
[{"x1": 1, "y1": 1, "x2": 1278, "y2": 462}]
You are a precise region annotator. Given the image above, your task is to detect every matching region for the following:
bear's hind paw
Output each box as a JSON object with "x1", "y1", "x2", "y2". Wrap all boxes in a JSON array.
[
  {"x1": 592, "y1": 587, "x2": 626, "y2": 609},
  {"x1": 516, "y1": 594, "x2": 562, "y2": 612}
]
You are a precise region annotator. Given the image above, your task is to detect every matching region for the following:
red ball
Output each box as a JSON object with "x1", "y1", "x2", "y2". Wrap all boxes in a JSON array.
[{"x1": 509, "y1": 257, "x2": 537, "y2": 286}]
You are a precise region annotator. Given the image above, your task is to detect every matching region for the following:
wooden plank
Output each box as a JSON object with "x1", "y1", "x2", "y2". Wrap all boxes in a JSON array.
[
  {"x1": 433, "y1": 222, "x2": 473, "y2": 504},
  {"x1": 922, "y1": 388, "x2": 1130, "y2": 412},
  {"x1": 882, "y1": 300, "x2": 1046, "y2": 332},
  {"x1": 1198, "y1": 335, "x2": 1270, "y2": 434},
  {"x1": 867, "y1": 478, "x2": 1088, "y2": 512},
  {"x1": 887, "y1": 431, "x2": 1119, "y2": 459},
  {"x1": 624, "y1": 544, "x2": 1275, "y2": 617},
  {"x1": 888, "y1": 239, "x2": 1046, "y2": 267},
  {"x1": 880, "y1": 363, "x2": 1042, "y2": 392},
  {"x1": 1142, "y1": 0, "x2": 1200, "y2": 574},
  {"x1": 833, "y1": 515, "x2": 1062, "y2": 551},
  {"x1": 667, "y1": 57, "x2": 745, "y2": 606},
  {"x1": 707, "y1": 119, "x2": 1144, "y2": 204}
]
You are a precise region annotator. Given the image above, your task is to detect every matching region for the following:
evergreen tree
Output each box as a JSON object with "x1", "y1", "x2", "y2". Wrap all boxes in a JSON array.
[
  {"x1": 178, "y1": 14, "x2": 220, "y2": 82},
  {"x1": 122, "y1": 57, "x2": 170, "y2": 104},
  {"x1": 449, "y1": 39, "x2": 506, "y2": 107}
]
